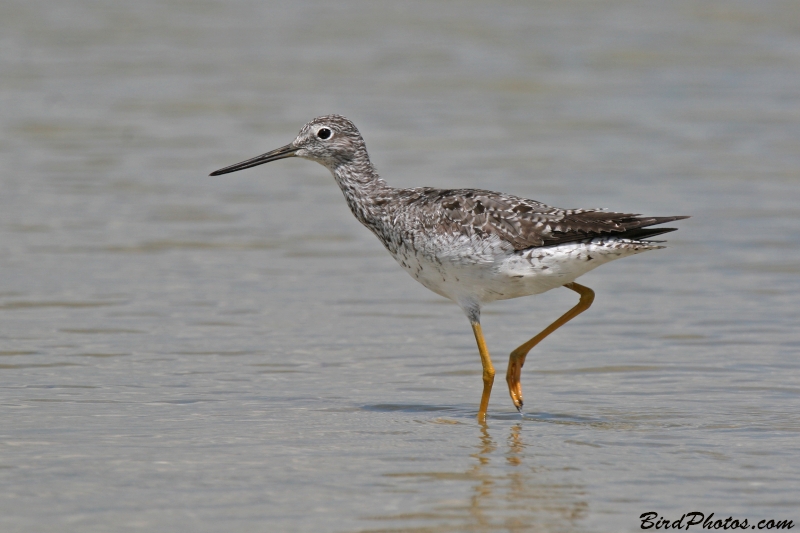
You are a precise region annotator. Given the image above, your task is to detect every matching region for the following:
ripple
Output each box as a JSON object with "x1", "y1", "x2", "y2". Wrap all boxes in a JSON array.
[
  {"x1": 0, "y1": 362, "x2": 80, "y2": 370},
  {"x1": 59, "y1": 328, "x2": 144, "y2": 334},
  {"x1": 363, "y1": 403, "x2": 460, "y2": 413},
  {"x1": 0, "y1": 300, "x2": 124, "y2": 310}
]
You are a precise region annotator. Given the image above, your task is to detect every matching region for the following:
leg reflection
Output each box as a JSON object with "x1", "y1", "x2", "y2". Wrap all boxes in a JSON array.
[
  {"x1": 506, "y1": 423, "x2": 524, "y2": 467},
  {"x1": 466, "y1": 423, "x2": 588, "y2": 531},
  {"x1": 468, "y1": 424, "x2": 497, "y2": 528}
]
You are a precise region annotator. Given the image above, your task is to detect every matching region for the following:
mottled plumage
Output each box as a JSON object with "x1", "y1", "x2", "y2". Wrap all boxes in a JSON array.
[{"x1": 211, "y1": 114, "x2": 688, "y2": 421}]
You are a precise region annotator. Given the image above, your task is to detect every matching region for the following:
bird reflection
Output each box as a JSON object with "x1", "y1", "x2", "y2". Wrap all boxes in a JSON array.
[
  {"x1": 466, "y1": 424, "x2": 588, "y2": 532},
  {"x1": 368, "y1": 423, "x2": 589, "y2": 532}
]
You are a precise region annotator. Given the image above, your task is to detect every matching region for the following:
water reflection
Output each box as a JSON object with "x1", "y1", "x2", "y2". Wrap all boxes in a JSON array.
[
  {"x1": 467, "y1": 423, "x2": 497, "y2": 530},
  {"x1": 366, "y1": 423, "x2": 588, "y2": 532}
]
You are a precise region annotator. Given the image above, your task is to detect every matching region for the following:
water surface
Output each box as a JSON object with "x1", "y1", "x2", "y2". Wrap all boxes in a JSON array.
[{"x1": 1, "y1": 0, "x2": 799, "y2": 531}]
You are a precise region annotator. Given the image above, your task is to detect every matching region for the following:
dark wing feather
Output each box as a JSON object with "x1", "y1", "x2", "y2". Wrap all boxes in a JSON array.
[
  {"x1": 542, "y1": 214, "x2": 689, "y2": 246},
  {"x1": 405, "y1": 188, "x2": 688, "y2": 251}
]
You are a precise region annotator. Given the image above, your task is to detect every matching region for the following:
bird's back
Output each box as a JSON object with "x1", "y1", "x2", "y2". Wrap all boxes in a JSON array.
[{"x1": 377, "y1": 186, "x2": 686, "y2": 252}]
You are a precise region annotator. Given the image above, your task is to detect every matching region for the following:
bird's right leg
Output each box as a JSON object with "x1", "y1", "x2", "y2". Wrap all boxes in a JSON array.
[
  {"x1": 506, "y1": 282, "x2": 595, "y2": 411},
  {"x1": 471, "y1": 322, "x2": 495, "y2": 424}
]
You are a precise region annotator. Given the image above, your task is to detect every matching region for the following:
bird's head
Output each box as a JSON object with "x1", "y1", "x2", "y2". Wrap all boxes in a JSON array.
[{"x1": 210, "y1": 114, "x2": 364, "y2": 176}]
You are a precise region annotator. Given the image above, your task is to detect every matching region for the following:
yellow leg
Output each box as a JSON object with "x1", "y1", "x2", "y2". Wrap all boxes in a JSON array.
[
  {"x1": 471, "y1": 322, "x2": 495, "y2": 423},
  {"x1": 506, "y1": 282, "x2": 595, "y2": 411}
]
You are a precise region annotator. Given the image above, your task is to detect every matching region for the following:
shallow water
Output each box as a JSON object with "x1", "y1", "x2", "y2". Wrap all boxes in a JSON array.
[{"x1": 1, "y1": 0, "x2": 799, "y2": 531}]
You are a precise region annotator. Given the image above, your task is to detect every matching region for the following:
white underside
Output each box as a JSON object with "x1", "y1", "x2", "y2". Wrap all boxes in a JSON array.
[{"x1": 389, "y1": 234, "x2": 661, "y2": 315}]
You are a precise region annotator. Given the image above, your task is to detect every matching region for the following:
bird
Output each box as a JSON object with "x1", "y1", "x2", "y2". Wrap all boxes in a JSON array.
[{"x1": 210, "y1": 114, "x2": 688, "y2": 422}]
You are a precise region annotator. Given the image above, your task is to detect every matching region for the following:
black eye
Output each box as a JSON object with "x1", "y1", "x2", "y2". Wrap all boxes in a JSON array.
[{"x1": 317, "y1": 128, "x2": 332, "y2": 140}]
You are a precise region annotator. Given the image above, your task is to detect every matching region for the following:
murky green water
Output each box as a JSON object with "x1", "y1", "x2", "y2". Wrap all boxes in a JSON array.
[{"x1": 1, "y1": 0, "x2": 799, "y2": 531}]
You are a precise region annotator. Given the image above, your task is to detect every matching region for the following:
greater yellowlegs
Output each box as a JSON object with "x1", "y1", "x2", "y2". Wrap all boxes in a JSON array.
[{"x1": 211, "y1": 115, "x2": 688, "y2": 422}]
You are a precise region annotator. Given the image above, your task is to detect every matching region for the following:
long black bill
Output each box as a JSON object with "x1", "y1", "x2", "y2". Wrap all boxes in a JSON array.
[{"x1": 209, "y1": 144, "x2": 298, "y2": 176}]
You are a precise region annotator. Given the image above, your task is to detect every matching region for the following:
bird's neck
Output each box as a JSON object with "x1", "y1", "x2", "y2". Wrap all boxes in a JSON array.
[{"x1": 330, "y1": 150, "x2": 390, "y2": 227}]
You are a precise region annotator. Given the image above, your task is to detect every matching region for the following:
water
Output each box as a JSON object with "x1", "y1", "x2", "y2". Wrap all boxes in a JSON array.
[{"x1": 1, "y1": 0, "x2": 799, "y2": 531}]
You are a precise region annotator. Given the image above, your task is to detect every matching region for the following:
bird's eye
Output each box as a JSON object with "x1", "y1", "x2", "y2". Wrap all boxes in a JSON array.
[{"x1": 317, "y1": 128, "x2": 332, "y2": 140}]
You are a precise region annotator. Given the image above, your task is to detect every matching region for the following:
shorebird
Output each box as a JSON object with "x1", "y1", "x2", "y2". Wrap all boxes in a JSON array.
[{"x1": 211, "y1": 115, "x2": 687, "y2": 422}]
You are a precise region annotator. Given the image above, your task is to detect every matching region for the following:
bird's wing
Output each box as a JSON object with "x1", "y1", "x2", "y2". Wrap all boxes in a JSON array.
[{"x1": 405, "y1": 188, "x2": 687, "y2": 251}]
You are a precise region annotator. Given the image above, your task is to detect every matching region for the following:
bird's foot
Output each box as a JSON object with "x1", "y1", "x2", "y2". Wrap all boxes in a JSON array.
[
  {"x1": 508, "y1": 387, "x2": 524, "y2": 412},
  {"x1": 506, "y1": 351, "x2": 525, "y2": 413}
]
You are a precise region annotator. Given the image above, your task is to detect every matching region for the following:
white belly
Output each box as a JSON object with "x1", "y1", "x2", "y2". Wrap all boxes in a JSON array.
[{"x1": 390, "y1": 236, "x2": 662, "y2": 306}]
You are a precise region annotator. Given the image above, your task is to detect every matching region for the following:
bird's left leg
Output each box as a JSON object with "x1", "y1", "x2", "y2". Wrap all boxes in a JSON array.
[
  {"x1": 506, "y1": 282, "x2": 595, "y2": 411},
  {"x1": 471, "y1": 322, "x2": 495, "y2": 423}
]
